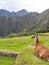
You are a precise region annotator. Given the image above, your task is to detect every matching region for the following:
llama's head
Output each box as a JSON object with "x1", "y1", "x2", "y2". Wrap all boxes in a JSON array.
[
  {"x1": 32, "y1": 35, "x2": 37, "y2": 38},
  {"x1": 32, "y1": 35, "x2": 39, "y2": 44}
]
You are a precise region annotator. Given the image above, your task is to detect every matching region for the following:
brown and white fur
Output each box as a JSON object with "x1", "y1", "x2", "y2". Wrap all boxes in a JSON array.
[{"x1": 32, "y1": 35, "x2": 49, "y2": 61}]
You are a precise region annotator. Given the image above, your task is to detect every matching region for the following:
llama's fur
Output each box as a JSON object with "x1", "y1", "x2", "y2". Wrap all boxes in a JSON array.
[{"x1": 32, "y1": 35, "x2": 49, "y2": 61}]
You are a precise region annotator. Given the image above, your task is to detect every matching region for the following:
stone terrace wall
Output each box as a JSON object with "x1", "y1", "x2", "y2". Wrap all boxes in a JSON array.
[{"x1": 0, "y1": 50, "x2": 19, "y2": 57}]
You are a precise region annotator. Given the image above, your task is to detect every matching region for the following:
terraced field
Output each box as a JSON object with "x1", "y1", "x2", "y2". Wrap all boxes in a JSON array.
[
  {"x1": 0, "y1": 33, "x2": 49, "y2": 65},
  {"x1": 15, "y1": 35, "x2": 49, "y2": 65},
  {"x1": 0, "y1": 36, "x2": 33, "y2": 65},
  {"x1": 0, "y1": 36, "x2": 33, "y2": 51}
]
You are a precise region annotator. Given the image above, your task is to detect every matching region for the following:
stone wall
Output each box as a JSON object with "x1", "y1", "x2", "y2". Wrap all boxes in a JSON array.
[{"x1": 0, "y1": 50, "x2": 19, "y2": 57}]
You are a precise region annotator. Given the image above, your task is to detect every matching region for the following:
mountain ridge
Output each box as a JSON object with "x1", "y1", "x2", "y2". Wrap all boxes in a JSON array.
[
  {"x1": 0, "y1": 9, "x2": 49, "y2": 37},
  {"x1": 0, "y1": 9, "x2": 32, "y2": 16}
]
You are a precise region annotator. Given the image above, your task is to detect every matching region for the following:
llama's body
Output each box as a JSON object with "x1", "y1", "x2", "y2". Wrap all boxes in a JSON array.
[{"x1": 32, "y1": 35, "x2": 49, "y2": 61}]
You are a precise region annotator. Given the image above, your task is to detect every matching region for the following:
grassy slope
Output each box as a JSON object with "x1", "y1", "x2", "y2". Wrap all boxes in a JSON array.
[
  {"x1": 15, "y1": 36, "x2": 49, "y2": 65},
  {"x1": 0, "y1": 36, "x2": 33, "y2": 65},
  {"x1": 0, "y1": 34, "x2": 49, "y2": 65},
  {"x1": 0, "y1": 36, "x2": 33, "y2": 51}
]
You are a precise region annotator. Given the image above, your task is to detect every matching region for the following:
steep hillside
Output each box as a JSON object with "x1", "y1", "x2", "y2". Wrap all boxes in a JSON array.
[
  {"x1": 0, "y1": 12, "x2": 39, "y2": 37},
  {"x1": 0, "y1": 9, "x2": 49, "y2": 37},
  {"x1": 28, "y1": 9, "x2": 49, "y2": 33}
]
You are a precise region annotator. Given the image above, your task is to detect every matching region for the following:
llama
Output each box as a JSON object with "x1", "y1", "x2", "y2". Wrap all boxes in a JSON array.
[{"x1": 32, "y1": 35, "x2": 49, "y2": 61}]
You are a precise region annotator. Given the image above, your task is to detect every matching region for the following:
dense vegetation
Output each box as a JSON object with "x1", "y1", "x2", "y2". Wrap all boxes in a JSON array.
[
  {"x1": 0, "y1": 9, "x2": 49, "y2": 37},
  {"x1": 0, "y1": 12, "x2": 38, "y2": 37}
]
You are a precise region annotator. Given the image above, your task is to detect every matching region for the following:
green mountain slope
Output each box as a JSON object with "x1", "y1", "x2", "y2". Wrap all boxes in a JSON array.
[
  {"x1": 0, "y1": 9, "x2": 49, "y2": 37},
  {"x1": 0, "y1": 12, "x2": 39, "y2": 37},
  {"x1": 28, "y1": 9, "x2": 49, "y2": 33}
]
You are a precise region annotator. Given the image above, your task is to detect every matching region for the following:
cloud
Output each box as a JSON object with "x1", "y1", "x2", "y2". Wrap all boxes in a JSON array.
[
  {"x1": 0, "y1": 0, "x2": 49, "y2": 13},
  {"x1": 0, "y1": 0, "x2": 19, "y2": 11}
]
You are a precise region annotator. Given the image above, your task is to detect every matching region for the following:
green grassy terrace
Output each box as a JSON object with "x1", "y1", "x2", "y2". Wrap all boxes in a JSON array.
[
  {"x1": 0, "y1": 36, "x2": 33, "y2": 51},
  {"x1": 15, "y1": 35, "x2": 49, "y2": 65},
  {"x1": 0, "y1": 36, "x2": 33, "y2": 65},
  {"x1": 0, "y1": 33, "x2": 49, "y2": 65}
]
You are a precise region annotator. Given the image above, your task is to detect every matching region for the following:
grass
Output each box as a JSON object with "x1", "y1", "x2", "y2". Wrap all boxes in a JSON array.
[
  {"x1": 0, "y1": 33, "x2": 49, "y2": 65},
  {"x1": 15, "y1": 35, "x2": 49, "y2": 65},
  {"x1": 0, "y1": 36, "x2": 33, "y2": 65},
  {"x1": 15, "y1": 48, "x2": 49, "y2": 65},
  {"x1": 0, "y1": 36, "x2": 33, "y2": 51},
  {"x1": 39, "y1": 32, "x2": 49, "y2": 35},
  {"x1": 0, "y1": 55, "x2": 16, "y2": 65}
]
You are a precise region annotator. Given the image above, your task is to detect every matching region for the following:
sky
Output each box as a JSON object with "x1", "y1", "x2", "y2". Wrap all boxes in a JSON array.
[{"x1": 0, "y1": 0, "x2": 49, "y2": 13}]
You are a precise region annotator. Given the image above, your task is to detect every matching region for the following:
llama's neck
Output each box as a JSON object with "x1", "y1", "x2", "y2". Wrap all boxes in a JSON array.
[{"x1": 34, "y1": 36, "x2": 39, "y2": 45}]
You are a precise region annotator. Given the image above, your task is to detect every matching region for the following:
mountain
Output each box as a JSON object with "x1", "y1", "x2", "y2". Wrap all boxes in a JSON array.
[
  {"x1": 0, "y1": 9, "x2": 29, "y2": 16},
  {"x1": 0, "y1": 8, "x2": 49, "y2": 37},
  {"x1": 28, "y1": 9, "x2": 49, "y2": 33},
  {"x1": 14, "y1": 9, "x2": 29, "y2": 16},
  {"x1": 0, "y1": 10, "x2": 39, "y2": 37},
  {"x1": 0, "y1": 9, "x2": 11, "y2": 16}
]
